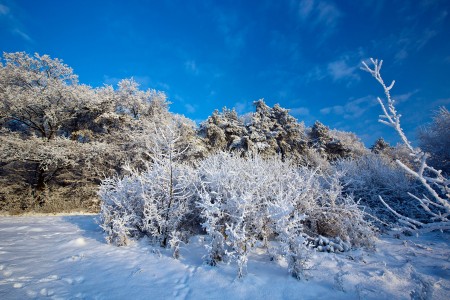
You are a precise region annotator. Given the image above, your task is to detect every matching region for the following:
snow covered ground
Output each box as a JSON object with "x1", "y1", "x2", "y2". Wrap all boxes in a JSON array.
[{"x1": 0, "y1": 215, "x2": 449, "y2": 300}]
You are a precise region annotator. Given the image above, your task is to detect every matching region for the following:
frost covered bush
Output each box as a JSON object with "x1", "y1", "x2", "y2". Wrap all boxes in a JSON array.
[
  {"x1": 196, "y1": 153, "x2": 274, "y2": 276},
  {"x1": 337, "y1": 154, "x2": 426, "y2": 224},
  {"x1": 99, "y1": 160, "x2": 196, "y2": 250},
  {"x1": 301, "y1": 169, "x2": 376, "y2": 248},
  {"x1": 196, "y1": 153, "x2": 375, "y2": 278},
  {"x1": 99, "y1": 175, "x2": 144, "y2": 246},
  {"x1": 99, "y1": 121, "x2": 197, "y2": 256}
]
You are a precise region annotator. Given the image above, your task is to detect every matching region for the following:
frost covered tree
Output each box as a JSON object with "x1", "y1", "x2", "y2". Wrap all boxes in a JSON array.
[
  {"x1": 198, "y1": 100, "x2": 310, "y2": 161},
  {"x1": 308, "y1": 121, "x2": 365, "y2": 161},
  {"x1": 0, "y1": 52, "x2": 113, "y2": 210},
  {"x1": 198, "y1": 100, "x2": 367, "y2": 165},
  {"x1": 329, "y1": 129, "x2": 368, "y2": 159},
  {"x1": 115, "y1": 78, "x2": 168, "y2": 120},
  {"x1": 0, "y1": 51, "x2": 203, "y2": 213},
  {"x1": 370, "y1": 137, "x2": 391, "y2": 154},
  {"x1": 0, "y1": 52, "x2": 83, "y2": 139},
  {"x1": 198, "y1": 107, "x2": 249, "y2": 152},
  {"x1": 0, "y1": 130, "x2": 109, "y2": 210},
  {"x1": 362, "y1": 58, "x2": 450, "y2": 233},
  {"x1": 247, "y1": 100, "x2": 308, "y2": 160}
]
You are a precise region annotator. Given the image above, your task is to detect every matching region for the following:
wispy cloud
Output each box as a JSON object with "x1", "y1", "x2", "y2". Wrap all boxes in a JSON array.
[
  {"x1": 320, "y1": 95, "x2": 377, "y2": 119},
  {"x1": 234, "y1": 100, "x2": 252, "y2": 115},
  {"x1": 430, "y1": 98, "x2": 450, "y2": 107},
  {"x1": 103, "y1": 75, "x2": 121, "y2": 86},
  {"x1": 306, "y1": 54, "x2": 362, "y2": 83},
  {"x1": 290, "y1": 107, "x2": 310, "y2": 116},
  {"x1": 327, "y1": 58, "x2": 360, "y2": 82},
  {"x1": 184, "y1": 60, "x2": 199, "y2": 75},
  {"x1": 184, "y1": 103, "x2": 197, "y2": 114},
  {"x1": 392, "y1": 90, "x2": 419, "y2": 104},
  {"x1": 373, "y1": 5, "x2": 447, "y2": 63},
  {"x1": 298, "y1": 0, "x2": 314, "y2": 20},
  {"x1": 0, "y1": 3, "x2": 10, "y2": 15},
  {"x1": 0, "y1": 2, "x2": 32, "y2": 42},
  {"x1": 215, "y1": 10, "x2": 248, "y2": 57},
  {"x1": 305, "y1": 66, "x2": 327, "y2": 82},
  {"x1": 393, "y1": 28, "x2": 438, "y2": 62},
  {"x1": 293, "y1": 0, "x2": 342, "y2": 31},
  {"x1": 12, "y1": 27, "x2": 32, "y2": 42}
]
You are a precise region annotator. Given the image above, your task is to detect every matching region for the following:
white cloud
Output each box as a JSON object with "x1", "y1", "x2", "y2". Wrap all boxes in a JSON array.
[
  {"x1": 324, "y1": 54, "x2": 364, "y2": 84},
  {"x1": 0, "y1": 4, "x2": 10, "y2": 15},
  {"x1": 184, "y1": 103, "x2": 196, "y2": 114},
  {"x1": 431, "y1": 98, "x2": 450, "y2": 107},
  {"x1": 12, "y1": 28, "x2": 32, "y2": 42},
  {"x1": 315, "y1": 1, "x2": 341, "y2": 28},
  {"x1": 184, "y1": 60, "x2": 199, "y2": 75},
  {"x1": 306, "y1": 49, "x2": 366, "y2": 84},
  {"x1": 215, "y1": 10, "x2": 247, "y2": 56},
  {"x1": 320, "y1": 96, "x2": 376, "y2": 119},
  {"x1": 392, "y1": 90, "x2": 419, "y2": 104},
  {"x1": 305, "y1": 66, "x2": 327, "y2": 82},
  {"x1": 393, "y1": 29, "x2": 437, "y2": 61},
  {"x1": 132, "y1": 75, "x2": 152, "y2": 87},
  {"x1": 290, "y1": 107, "x2": 310, "y2": 116},
  {"x1": 294, "y1": 0, "x2": 342, "y2": 29},
  {"x1": 298, "y1": 0, "x2": 314, "y2": 20},
  {"x1": 320, "y1": 89, "x2": 419, "y2": 122},
  {"x1": 327, "y1": 59, "x2": 359, "y2": 82},
  {"x1": 103, "y1": 75, "x2": 121, "y2": 86},
  {"x1": 381, "y1": 6, "x2": 447, "y2": 63},
  {"x1": 0, "y1": 2, "x2": 32, "y2": 42},
  {"x1": 234, "y1": 101, "x2": 252, "y2": 114},
  {"x1": 155, "y1": 81, "x2": 170, "y2": 91}
]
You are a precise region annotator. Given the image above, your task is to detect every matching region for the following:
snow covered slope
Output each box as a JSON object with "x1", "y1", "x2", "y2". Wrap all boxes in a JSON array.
[{"x1": 0, "y1": 216, "x2": 449, "y2": 299}]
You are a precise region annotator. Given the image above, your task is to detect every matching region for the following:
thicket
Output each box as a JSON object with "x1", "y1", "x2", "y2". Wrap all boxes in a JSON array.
[{"x1": 1, "y1": 52, "x2": 449, "y2": 278}]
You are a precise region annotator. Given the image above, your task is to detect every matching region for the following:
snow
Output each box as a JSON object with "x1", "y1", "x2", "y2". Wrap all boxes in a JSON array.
[{"x1": 0, "y1": 216, "x2": 449, "y2": 300}]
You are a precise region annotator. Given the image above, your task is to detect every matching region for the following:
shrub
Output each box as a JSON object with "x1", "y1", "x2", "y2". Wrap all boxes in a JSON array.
[
  {"x1": 196, "y1": 153, "x2": 375, "y2": 278},
  {"x1": 337, "y1": 154, "x2": 426, "y2": 225}
]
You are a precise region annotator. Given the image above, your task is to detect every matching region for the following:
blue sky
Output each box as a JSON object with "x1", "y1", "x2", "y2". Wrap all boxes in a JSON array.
[{"x1": 1, "y1": 0, "x2": 449, "y2": 145}]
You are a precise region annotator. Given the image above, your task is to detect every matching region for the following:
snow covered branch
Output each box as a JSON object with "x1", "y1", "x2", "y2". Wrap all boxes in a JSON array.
[{"x1": 362, "y1": 58, "x2": 450, "y2": 232}]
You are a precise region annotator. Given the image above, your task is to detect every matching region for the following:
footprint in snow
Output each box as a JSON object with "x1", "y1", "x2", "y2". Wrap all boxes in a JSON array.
[
  {"x1": 172, "y1": 274, "x2": 191, "y2": 299},
  {"x1": 40, "y1": 288, "x2": 54, "y2": 297},
  {"x1": 61, "y1": 275, "x2": 84, "y2": 285},
  {"x1": 58, "y1": 254, "x2": 85, "y2": 262},
  {"x1": 38, "y1": 274, "x2": 60, "y2": 283},
  {"x1": 130, "y1": 268, "x2": 143, "y2": 277}
]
